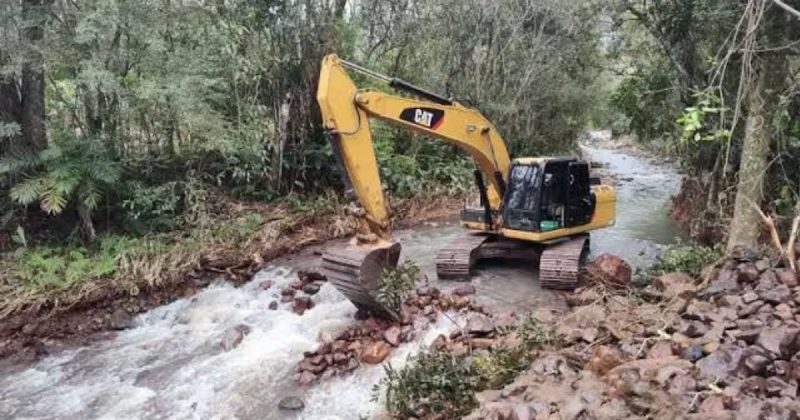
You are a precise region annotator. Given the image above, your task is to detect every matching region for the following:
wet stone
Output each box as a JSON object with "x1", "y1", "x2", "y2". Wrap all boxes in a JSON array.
[
  {"x1": 278, "y1": 396, "x2": 305, "y2": 411},
  {"x1": 453, "y1": 284, "x2": 477, "y2": 296},
  {"x1": 466, "y1": 314, "x2": 495, "y2": 336},
  {"x1": 268, "y1": 301, "x2": 278, "y2": 310},
  {"x1": 302, "y1": 282, "x2": 321, "y2": 295},
  {"x1": 221, "y1": 324, "x2": 251, "y2": 351}
]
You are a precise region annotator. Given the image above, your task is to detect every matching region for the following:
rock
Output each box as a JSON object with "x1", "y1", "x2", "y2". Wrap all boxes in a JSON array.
[
  {"x1": 755, "y1": 258, "x2": 771, "y2": 272},
  {"x1": 470, "y1": 338, "x2": 495, "y2": 350},
  {"x1": 416, "y1": 286, "x2": 432, "y2": 296},
  {"x1": 738, "y1": 301, "x2": 763, "y2": 317},
  {"x1": 280, "y1": 295, "x2": 293, "y2": 303},
  {"x1": 683, "y1": 345, "x2": 705, "y2": 362},
  {"x1": 703, "y1": 269, "x2": 739, "y2": 296},
  {"x1": 766, "y1": 377, "x2": 797, "y2": 398},
  {"x1": 587, "y1": 253, "x2": 632, "y2": 286},
  {"x1": 453, "y1": 284, "x2": 477, "y2": 296},
  {"x1": 302, "y1": 282, "x2": 321, "y2": 295},
  {"x1": 268, "y1": 301, "x2": 278, "y2": 310},
  {"x1": 466, "y1": 314, "x2": 495, "y2": 336},
  {"x1": 696, "y1": 345, "x2": 744, "y2": 380},
  {"x1": 774, "y1": 303, "x2": 793, "y2": 320},
  {"x1": 738, "y1": 263, "x2": 760, "y2": 283},
  {"x1": 221, "y1": 324, "x2": 251, "y2": 351},
  {"x1": 259, "y1": 279, "x2": 274, "y2": 289},
  {"x1": 383, "y1": 326, "x2": 402, "y2": 347},
  {"x1": 109, "y1": 308, "x2": 134, "y2": 330},
  {"x1": 292, "y1": 296, "x2": 315, "y2": 315},
  {"x1": 296, "y1": 371, "x2": 317, "y2": 385},
  {"x1": 717, "y1": 295, "x2": 743, "y2": 308},
  {"x1": 742, "y1": 292, "x2": 759, "y2": 304},
  {"x1": 278, "y1": 396, "x2": 305, "y2": 411},
  {"x1": 760, "y1": 284, "x2": 791, "y2": 304},
  {"x1": 298, "y1": 359, "x2": 326, "y2": 374},
  {"x1": 777, "y1": 269, "x2": 798, "y2": 287},
  {"x1": 281, "y1": 288, "x2": 297, "y2": 297},
  {"x1": 703, "y1": 341, "x2": 720, "y2": 355},
  {"x1": 682, "y1": 320, "x2": 710, "y2": 338},
  {"x1": 756, "y1": 327, "x2": 798, "y2": 357},
  {"x1": 587, "y1": 346, "x2": 625, "y2": 375},
  {"x1": 744, "y1": 354, "x2": 770, "y2": 375},
  {"x1": 289, "y1": 280, "x2": 305, "y2": 290},
  {"x1": 647, "y1": 341, "x2": 674, "y2": 359},
  {"x1": 653, "y1": 272, "x2": 697, "y2": 298},
  {"x1": 511, "y1": 404, "x2": 533, "y2": 420},
  {"x1": 699, "y1": 395, "x2": 726, "y2": 413},
  {"x1": 360, "y1": 341, "x2": 391, "y2": 364}
]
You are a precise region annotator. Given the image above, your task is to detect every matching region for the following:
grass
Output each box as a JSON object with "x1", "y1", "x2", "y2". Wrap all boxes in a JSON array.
[{"x1": 373, "y1": 315, "x2": 562, "y2": 419}]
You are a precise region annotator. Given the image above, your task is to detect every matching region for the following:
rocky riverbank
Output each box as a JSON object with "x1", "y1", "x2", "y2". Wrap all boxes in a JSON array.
[{"x1": 467, "y1": 248, "x2": 800, "y2": 419}]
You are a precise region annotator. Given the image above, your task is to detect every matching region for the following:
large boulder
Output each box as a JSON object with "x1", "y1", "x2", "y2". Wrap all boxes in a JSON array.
[{"x1": 587, "y1": 254, "x2": 632, "y2": 286}]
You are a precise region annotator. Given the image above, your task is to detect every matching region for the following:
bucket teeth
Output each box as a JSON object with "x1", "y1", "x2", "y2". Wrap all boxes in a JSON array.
[
  {"x1": 539, "y1": 235, "x2": 590, "y2": 290},
  {"x1": 320, "y1": 243, "x2": 400, "y2": 319}
]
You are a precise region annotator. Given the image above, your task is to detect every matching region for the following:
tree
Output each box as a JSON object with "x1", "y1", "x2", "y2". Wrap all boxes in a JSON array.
[{"x1": 727, "y1": 0, "x2": 791, "y2": 250}]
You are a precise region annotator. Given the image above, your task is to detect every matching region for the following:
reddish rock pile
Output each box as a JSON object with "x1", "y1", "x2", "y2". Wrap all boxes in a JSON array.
[
  {"x1": 469, "y1": 253, "x2": 800, "y2": 419},
  {"x1": 265, "y1": 270, "x2": 326, "y2": 315},
  {"x1": 295, "y1": 284, "x2": 487, "y2": 385}
]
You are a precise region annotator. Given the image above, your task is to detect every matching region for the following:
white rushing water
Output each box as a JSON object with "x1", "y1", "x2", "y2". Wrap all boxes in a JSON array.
[{"x1": 0, "y1": 266, "x2": 456, "y2": 420}]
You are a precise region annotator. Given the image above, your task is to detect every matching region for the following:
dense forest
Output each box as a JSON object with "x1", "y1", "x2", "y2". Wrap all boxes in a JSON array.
[{"x1": 1, "y1": 0, "x2": 799, "y2": 311}]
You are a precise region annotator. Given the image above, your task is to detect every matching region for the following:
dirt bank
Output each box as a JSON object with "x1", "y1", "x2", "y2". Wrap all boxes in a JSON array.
[{"x1": 0, "y1": 193, "x2": 465, "y2": 365}]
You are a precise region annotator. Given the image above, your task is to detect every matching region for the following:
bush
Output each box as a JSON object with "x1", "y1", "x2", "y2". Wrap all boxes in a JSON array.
[
  {"x1": 374, "y1": 315, "x2": 562, "y2": 419},
  {"x1": 374, "y1": 350, "x2": 479, "y2": 419},
  {"x1": 649, "y1": 243, "x2": 723, "y2": 276},
  {"x1": 376, "y1": 260, "x2": 421, "y2": 313}
]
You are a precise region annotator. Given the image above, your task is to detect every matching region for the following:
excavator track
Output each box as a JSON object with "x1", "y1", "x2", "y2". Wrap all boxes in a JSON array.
[
  {"x1": 435, "y1": 233, "x2": 490, "y2": 279},
  {"x1": 539, "y1": 234, "x2": 590, "y2": 290},
  {"x1": 321, "y1": 243, "x2": 401, "y2": 319}
]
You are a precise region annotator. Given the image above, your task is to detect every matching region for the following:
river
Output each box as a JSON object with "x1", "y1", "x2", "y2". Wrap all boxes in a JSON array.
[{"x1": 0, "y1": 141, "x2": 682, "y2": 420}]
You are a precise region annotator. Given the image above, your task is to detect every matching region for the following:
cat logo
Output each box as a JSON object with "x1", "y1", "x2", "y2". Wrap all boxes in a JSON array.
[
  {"x1": 399, "y1": 107, "x2": 445, "y2": 130},
  {"x1": 414, "y1": 109, "x2": 434, "y2": 127}
]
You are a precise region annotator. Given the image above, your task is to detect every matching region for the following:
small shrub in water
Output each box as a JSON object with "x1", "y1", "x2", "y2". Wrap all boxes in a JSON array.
[{"x1": 376, "y1": 260, "x2": 420, "y2": 312}]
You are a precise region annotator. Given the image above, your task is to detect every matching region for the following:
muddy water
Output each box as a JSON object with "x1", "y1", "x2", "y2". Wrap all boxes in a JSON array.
[{"x1": 0, "y1": 144, "x2": 681, "y2": 420}]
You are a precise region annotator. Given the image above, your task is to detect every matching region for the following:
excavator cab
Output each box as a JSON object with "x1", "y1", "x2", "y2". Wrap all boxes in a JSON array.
[{"x1": 502, "y1": 158, "x2": 596, "y2": 232}]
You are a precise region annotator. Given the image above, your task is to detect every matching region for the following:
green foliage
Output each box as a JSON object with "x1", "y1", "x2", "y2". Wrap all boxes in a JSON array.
[
  {"x1": 373, "y1": 351, "x2": 480, "y2": 419},
  {"x1": 676, "y1": 92, "x2": 730, "y2": 143},
  {"x1": 9, "y1": 235, "x2": 140, "y2": 294},
  {"x1": 517, "y1": 314, "x2": 564, "y2": 350},
  {"x1": 610, "y1": 65, "x2": 679, "y2": 142},
  {"x1": 377, "y1": 260, "x2": 421, "y2": 313},
  {"x1": 649, "y1": 242, "x2": 723, "y2": 276},
  {"x1": 3, "y1": 128, "x2": 120, "y2": 215},
  {"x1": 374, "y1": 315, "x2": 562, "y2": 419}
]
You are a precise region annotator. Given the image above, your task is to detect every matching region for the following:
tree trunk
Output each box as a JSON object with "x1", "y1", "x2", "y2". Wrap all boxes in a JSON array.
[
  {"x1": 20, "y1": 0, "x2": 51, "y2": 152},
  {"x1": 727, "y1": 53, "x2": 787, "y2": 251}
]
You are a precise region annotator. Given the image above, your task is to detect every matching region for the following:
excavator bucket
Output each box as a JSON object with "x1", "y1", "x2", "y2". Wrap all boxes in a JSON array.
[{"x1": 320, "y1": 241, "x2": 402, "y2": 319}]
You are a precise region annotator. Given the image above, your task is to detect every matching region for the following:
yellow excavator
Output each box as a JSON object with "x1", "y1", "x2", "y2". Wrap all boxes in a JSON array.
[{"x1": 316, "y1": 55, "x2": 616, "y2": 317}]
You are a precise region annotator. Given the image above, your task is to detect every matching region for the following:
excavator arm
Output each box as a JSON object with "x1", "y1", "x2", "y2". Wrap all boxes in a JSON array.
[
  {"x1": 317, "y1": 54, "x2": 511, "y2": 240},
  {"x1": 315, "y1": 54, "x2": 513, "y2": 318}
]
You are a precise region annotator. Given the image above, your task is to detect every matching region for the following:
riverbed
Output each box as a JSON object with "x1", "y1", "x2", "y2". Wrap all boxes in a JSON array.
[{"x1": 0, "y1": 143, "x2": 682, "y2": 420}]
